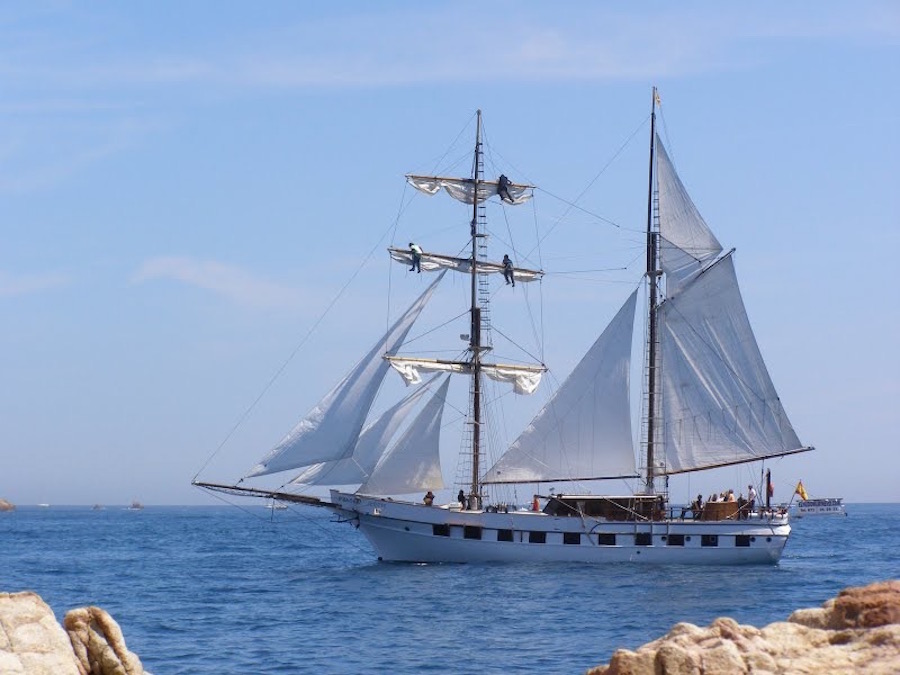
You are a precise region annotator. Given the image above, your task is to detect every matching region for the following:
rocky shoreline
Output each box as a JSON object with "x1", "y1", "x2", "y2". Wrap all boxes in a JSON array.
[
  {"x1": 588, "y1": 580, "x2": 900, "y2": 675},
  {"x1": 0, "y1": 592, "x2": 148, "y2": 675},
  {"x1": 2, "y1": 581, "x2": 897, "y2": 674}
]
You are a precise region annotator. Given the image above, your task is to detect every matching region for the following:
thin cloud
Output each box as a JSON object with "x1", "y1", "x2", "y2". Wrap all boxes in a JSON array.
[
  {"x1": 132, "y1": 256, "x2": 304, "y2": 310},
  {"x1": 2, "y1": 4, "x2": 897, "y2": 93},
  {"x1": 0, "y1": 270, "x2": 70, "y2": 297}
]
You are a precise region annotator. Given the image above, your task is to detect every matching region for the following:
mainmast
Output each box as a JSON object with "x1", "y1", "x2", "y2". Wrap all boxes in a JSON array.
[
  {"x1": 468, "y1": 110, "x2": 484, "y2": 505},
  {"x1": 644, "y1": 87, "x2": 660, "y2": 494}
]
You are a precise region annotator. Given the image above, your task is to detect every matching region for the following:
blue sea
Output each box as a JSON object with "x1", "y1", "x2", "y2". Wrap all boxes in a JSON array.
[{"x1": 3, "y1": 503, "x2": 898, "y2": 674}]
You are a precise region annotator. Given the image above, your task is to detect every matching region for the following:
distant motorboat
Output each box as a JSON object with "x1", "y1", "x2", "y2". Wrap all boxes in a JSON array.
[
  {"x1": 127, "y1": 500, "x2": 144, "y2": 511},
  {"x1": 92, "y1": 504, "x2": 105, "y2": 511},
  {"x1": 795, "y1": 497, "x2": 847, "y2": 517},
  {"x1": 37, "y1": 503, "x2": 50, "y2": 508},
  {"x1": 265, "y1": 500, "x2": 288, "y2": 511}
]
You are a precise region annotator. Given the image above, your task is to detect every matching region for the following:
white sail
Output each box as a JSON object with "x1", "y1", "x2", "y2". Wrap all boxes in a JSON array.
[
  {"x1": 246, "y1": 273, "x2": 445, "y2": 477},
  {"x1": 656, "y1": 136, "x2": 722, "y2": 294},
  {"x1": 388, "y1": 248, "x2": 543, "y2": 282},
  {"x1": 482, "y1": 290, "x2": 639, "y2": 484},
  {"x1": 358, "y1": 376, "x2": 451, "y2": 495},
  {"x1": 386, "y1": 356, "x2": 545, "y2": 395},
  {"x1": 289, "y1": 376, "x2": 439, "y2": 486},
  {"x1": 660, "y1": 256, "x2": 805, "y2": 474},
  {"x1": 407, "y1": 175, "x2": 533, "y2": 205}
]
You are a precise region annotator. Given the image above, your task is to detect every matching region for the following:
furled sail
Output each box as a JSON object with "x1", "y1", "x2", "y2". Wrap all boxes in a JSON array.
[
  {"x1": 482, "y1": 290, "x2": 639, "y2": 484},
  {"x1": 388, "y1": 248, "x2": 543, "y2": 282},
  {"x1": 358, "y1": 376, "x2": 451, "y2": 495},
  {"x1": 246, "y1": 273, "x2": 446, "y2": 477},
  {"x1": 289, "y1": 375, "x2": 439, "y2": 486},
  {"x1": 656, "y1": 136, "x2": 722, "y2": 294},
  {"x1": 407, "y1": 174, "x2": 533, "y2": 205},
  {"x1": 386, "y1": 356, "x2": 545, "y2": 395},
  {"x1": 659, "y1": 256, "x2": 807, "y2": 474}
]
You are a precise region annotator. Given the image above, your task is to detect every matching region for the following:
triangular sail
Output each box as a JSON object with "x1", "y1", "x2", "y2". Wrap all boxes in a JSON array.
[
  {"x1": 407, "y1": 175, "x2": 533, "y2": 205},
  {"x1": 659, "y1": 256, "x2": 806, "y2": 474},
  {"x1": 656, "y1": 136, "x2": 722, "y2": 294},
  {"x1": 246, "y1": 273, "x2": 446, "y2": 477},
  {"x1": 482, "y1": 290, "x2": 639, "y2": 484},
  {"x1": 388, "y1": 248, "x2": 543, "y2": 282},
  {"x1": 289, "y1": 375, "x2": 440, "y2": 486},
  {"x1": 358, "y1": 376, "x2": 451, "y2": 495}
]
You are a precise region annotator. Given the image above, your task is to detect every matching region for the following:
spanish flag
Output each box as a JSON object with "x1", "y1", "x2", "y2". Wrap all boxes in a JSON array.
[{"x1": 795, "y1": 481, "x2": 808, "y2": 501}]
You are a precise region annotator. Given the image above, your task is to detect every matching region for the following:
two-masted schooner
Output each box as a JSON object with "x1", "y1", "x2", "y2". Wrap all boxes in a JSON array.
[{"x1": 196, "y1": 90, "x2": 812, "y2": 564}]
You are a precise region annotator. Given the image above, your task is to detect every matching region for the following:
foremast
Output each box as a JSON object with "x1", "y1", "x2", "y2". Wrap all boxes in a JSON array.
[
  {"x1": 643, "y1": 87, "x2": 661, "y2": 494},
  {"x1": 468, "y1": 109, "x2": 485, "y2": 507}
]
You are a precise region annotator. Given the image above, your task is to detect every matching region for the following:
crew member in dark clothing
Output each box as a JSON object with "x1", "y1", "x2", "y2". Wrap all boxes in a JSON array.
[
  {"x1": 502, "y1": 254, "x2": 515, "y2": 287},
  {"x1": 497, "y1": 174, "x2": 514, "y2": 203},
  {"x1": 458, "y1": 489, "x2": 466, "y2": 510}
]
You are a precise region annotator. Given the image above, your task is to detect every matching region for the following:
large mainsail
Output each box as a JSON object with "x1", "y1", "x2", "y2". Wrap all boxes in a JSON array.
[
  {"x1": 289, "y1": 375, "x2": 439, "y2": 486},
  {"x1": 482, "y1": 290, "x2": 639, "y2": 484},
  {"x1": 659, "y1": 257, "x2": 805, "y2": 474},
  {"x1": 358, "y1": 376, "x2": 451, "y2": 495},
  {"x1": 246, "y1": 273, "x2": 445, "y2": 477}
]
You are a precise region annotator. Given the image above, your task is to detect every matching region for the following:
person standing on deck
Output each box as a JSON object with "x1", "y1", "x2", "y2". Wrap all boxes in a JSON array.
[{"x1": 747, "y1": 485, "x2": 757, "y2": 513}]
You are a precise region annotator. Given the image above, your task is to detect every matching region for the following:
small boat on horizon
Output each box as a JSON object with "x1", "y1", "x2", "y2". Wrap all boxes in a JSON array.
[{"x1": 127, "y1": 500, "x2": 144, "y2": 511}]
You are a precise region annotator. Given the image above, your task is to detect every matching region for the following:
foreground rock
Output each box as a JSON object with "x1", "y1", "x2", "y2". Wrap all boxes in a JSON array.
[
  {"x1": 588, "y1": 580, "x2": 900, "y2": 675},
  {"x1": 0, "y1": 498, "x2": 14, "y2": 511},
  {"x1": 0, "y1": 592, "x2": 149, "y2": 675}
]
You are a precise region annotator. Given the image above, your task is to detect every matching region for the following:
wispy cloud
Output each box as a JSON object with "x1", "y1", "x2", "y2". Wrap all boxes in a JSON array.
[
  {"x1": 132, "y1": 256, "x2": 305, "y2": 310},
  {"x1": 2, "y1": 4, "x2": 897, "y2": 93},
  {"x1": 0, "y1": 270, "x2": 70, "y2": 297}
]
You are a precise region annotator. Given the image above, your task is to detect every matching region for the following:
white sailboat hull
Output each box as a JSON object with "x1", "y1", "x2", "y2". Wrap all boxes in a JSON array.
[{"x1": 330, "y1": 492, "x2": 790, "y2": 565}]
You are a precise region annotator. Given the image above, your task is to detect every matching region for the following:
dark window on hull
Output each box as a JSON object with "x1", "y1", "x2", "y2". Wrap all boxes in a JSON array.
[
  {"x1": 635, "y1": 533, "x2": 652, "y2": 546},
  {"x1": 497, "y1": 529, "x2": 514, "y2": 542},
  {"x1": 701, "y1": 534, "x2": 719, "y2": 547},
  {"x1": 735, "y1": 535, "x2": 751, "y2": 547},
  {"x1": 464, "y1": 526, "x2": 482, "y2": 540},
  {"x1": 563, "y1": 532, "x2": 581, "y2": 545},
  {"x1": 433, "y1": 524, "x2": 450, "y2": 537},
  {"x1": 596, "y1": 533, "x2": 616, "y2": 546},
  {"x1": 529, "y1": 531, "x2": 546, "y2": 544},
  {"x1": 666, "y1": 534, "x2": 685, "y2": 546}
]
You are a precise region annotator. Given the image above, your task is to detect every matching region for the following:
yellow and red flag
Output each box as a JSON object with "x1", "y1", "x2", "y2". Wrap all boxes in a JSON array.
[{"x1": 795, "y1": 481, "x2": 809, "y2": 501}]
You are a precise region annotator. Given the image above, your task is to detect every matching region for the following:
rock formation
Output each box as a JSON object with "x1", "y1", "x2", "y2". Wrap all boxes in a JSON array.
[
  {"x1": 588, "y1": 580, "x2": 900, "y2": 675},
  {"x1": 0, "y1": 592, "x2": 149, "y2": 675},
  {"x1": 0, "y1": 498, "x2": 15, "y2": 511}
]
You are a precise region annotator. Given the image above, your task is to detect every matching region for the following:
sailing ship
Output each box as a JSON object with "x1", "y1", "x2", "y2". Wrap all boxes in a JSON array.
[{"x1": 196, "y1": 90, "x2": 813, "y2": 564}]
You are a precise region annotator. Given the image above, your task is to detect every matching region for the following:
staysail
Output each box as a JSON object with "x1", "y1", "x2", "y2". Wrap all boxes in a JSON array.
[
  {"x1": 246, "y1": 273, "x2": 445, "y2": 477},
  {"x1": 386, "y1": 356, "x2": 545, "y2": 395},
  {"x1": 358, "y1": 376, "x2": 451, "y2": 495},
  {"x1": 406, "y1": 175, "x2": 533, "y2": 205},
  {"x1": 482, "y1": 290, "x2": 639, "y2": 484},
  {"x1": 659, "y1": 256, "x2": 807, "y2": 474},
  {"x1": 289, "y1": 375, "x2": 440, "y2": 486},
  {"x1": 388, "y1": 248, "x2": 543, "y2": 282}
]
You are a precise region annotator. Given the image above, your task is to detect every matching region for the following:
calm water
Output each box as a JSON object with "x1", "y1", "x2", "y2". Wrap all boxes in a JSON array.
[{"x1": 3, "y1": 503, "x2": 898, "y2": 674}]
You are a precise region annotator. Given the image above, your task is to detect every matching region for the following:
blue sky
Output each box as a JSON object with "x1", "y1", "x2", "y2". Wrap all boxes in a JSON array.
[{"x1": 1, "y1": 2, "x2": 897, "y2": 505}]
